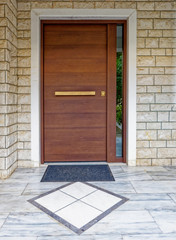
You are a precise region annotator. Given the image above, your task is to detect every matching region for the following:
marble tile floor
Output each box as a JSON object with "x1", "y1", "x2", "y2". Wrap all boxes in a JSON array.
[{"x1": 0, "y1": 165, "x2": 176, "y2": 239}]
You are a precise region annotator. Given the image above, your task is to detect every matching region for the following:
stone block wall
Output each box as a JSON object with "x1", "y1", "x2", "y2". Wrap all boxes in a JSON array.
[
  {"x1": 0, "y1": 0, "x2": 18, "y2": 178},
  {"x1": 0, "y1": 0, "x2": 176, "y2": 177}
]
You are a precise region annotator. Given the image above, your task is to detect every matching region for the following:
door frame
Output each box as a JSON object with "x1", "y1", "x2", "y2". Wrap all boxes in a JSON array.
[
  {"x1": 30, "y1": 9, "x2": 137, "y2": 167},
  {"x1": 40, "y1": 20, "x2": 126, "y2": 163}
]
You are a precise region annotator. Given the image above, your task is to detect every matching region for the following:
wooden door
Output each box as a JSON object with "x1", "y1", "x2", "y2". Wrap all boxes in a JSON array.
[{"x1": 42, "y1": 24, "x2": 107, "y2": 162}]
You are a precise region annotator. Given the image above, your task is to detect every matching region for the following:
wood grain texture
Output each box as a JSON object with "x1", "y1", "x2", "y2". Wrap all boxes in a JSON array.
[{"x1": 43, "y1": 24, "x2": 107, "y2": 162}]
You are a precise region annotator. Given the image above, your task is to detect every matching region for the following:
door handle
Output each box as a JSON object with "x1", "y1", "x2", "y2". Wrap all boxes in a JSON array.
[{"x1": 55, "y1": 91, "x2": 96, "y2": 96}]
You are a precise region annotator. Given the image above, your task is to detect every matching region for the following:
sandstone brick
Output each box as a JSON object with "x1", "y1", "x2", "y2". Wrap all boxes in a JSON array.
[
  {"x1": 137, "y1": 93, "x2": 154, "y2": 103},
  {"x1": 0, "y1": 136, "x2": 5, "y2": 148},
  {"x1": 6, "y1": 113, "x2": 17, "y2": 126},
  {"x1": 18, "y1": 76, "x2": 30, "y2": 86},
  {"x1": 137, "y1": 2, "x2": 154, "y2": 10},
  {"x1": 137, "y1": 38, "x2": 145, "y2": 48},
  {"x1": 137, "y1": 159, "x2": 152, "y2": 166},
  {"x1": 147, "y1": 123, "x2": 161, "y2": 130},
  {"x1": 138, "y1": 19, "x2": 153, "y2": 30},
  {"x1": 52, "y1": 2, "x2": 72, "y2": 8},
  {"x1": 155, "y1": 75, "x2": 176, "y2": 85},
  {"x1": 18, "y1": 131, "x2": 30, "y2": 141},
  {"x1": 18, "y1": 39, "x2": 30, "y2": 49},
  {"x1": 158, "y1": 112, "x2": 169, "y2": 122},
  {"x1": 136, "y1": 141, "x2": 149, "y2": 148},
  {"x1": 18, "y1": 149, "x2": 31, "y2": 160},
  {"x1": 150, "y1": 141, "x2": 166, "y2": 148},
  {"x1": 146, "y1": 38, "x2": 159, "y2": 48},
  {"x1": 151, "y1": 104, "x2": 174, "y2": 111},
  {"x1": 165, "y1": 68, "x2": 176, "y2": 74},
  {"x1": 158, "y1": 149, "x2": 176, "y2": 159},
  {"x1": 0, "y1": 18, "x2": 7, "y2": 27},
  {"x1": 137, "y1": 123, "x2": 146, "y2": 130},
  {"x1": 151, "y1": 49, "x2": 165, "y2": 56},
  {"x1": 162, "y1": 86, "x2": 176, "y2": 93},
  {"x1": 166, "y1": 49, "x2": 173, "y2": 56},
  {"x1": 137, "y1": 86, "x2": 146, "y2": 93},
  {"x1": 163, "y1": 30, "x2": 176, "y2": 38},
  {"x1": 156, "y1": 56, "x2": 176, "y2": 67},
  {"x1": 17, "y1": 11, "x2": 30, "y2": 19},
  {"x1": 18, "y1": 95, "x2": 30, "y2": 104},
  {"x1": 5, "y1": 5, "x2": 17, "y2": 27},
  {"x1": 138, "y1": 11, "x2": 160, "y2": 19},
  {"x1": 172, "y1": 130, "x2": 176, "y2": 139},
  {"x1": 156, "y1": 93, "x2": 176, "y2": 104},
  {"x1": 147, "y1": 86, "x2": 161, "y2": 93},
  {"x1": 137, "y1": 112, "x2": 157, "y2": 122},
  {"x1": 0, "y1": 40, "x2": 7, "y2": 48},
  {"x1": 115, "y1": 2, "x2": 136, "y2": 9},
  {"x1": 155, "y1": 2, "x2": 174, "y2": 11},
  {"x1": 6, "y1": 132, "x2": 17, "y2": 148},
  {"x1": 18, "y1": 2, "x2": 31, "y2": 11},
  {"x1": 0, "y1": 27, "x2": 5, "y2": 39},
  {"x1": 170, "y1": 112, "x2": 176, "y2": 122},
  {"x1": 150, "y1": 67, "x2": 165, "y2": 75},
  {"x1": 18, "y1": 57, "x2": 31, "y2": 68},
  {"x1": 18, "y1": 19, "x2": 30, "y2": 31},
  {"x1": 161, "y1": 11, "x2": 176, "y2": 19},
  {"x1": 167, "y1": 141, "x2": 176, "y2": 148},
  {"x1": 158, "y1": 130, "x2": 171, "y2": 140},
  {"x1": 154, "y1": 19, "x2": 176, "y2": 30},
  {"x1": 137, "y1": 148, "x2": 156, "y2": 158},
  {"x1": 137, "y1": 130, "x2": 157, "y2": 140},
  {"x1": 137, "y1": 30, "x2": 148, "y2": 37},
  {"x1": 172, "y1": 159, "x2": 176, "y2": 166},
  {"x1": 152, "y1": 158, "x2": 171, "y2": 166},
  {"x1": 31, "y1": 2, "x2": 52, "y2": 9},
  {"x1": 137, "y1": 49, "x2": 150, "y2": 56},
  {"x1": 137, "y1": 68, "x2": 149, "y2": 75},
  {"x1": 148, "y1": 30, "x2": 162, "y2": 37},
  {"x1": 137, "y1": 104, "x2": 150, "y2": 112},
  {"x1": 137, "y1": 75, "x2": 153, "y2": 85},
  {"x1": 18, "y1": 123, "x2": 30, "y2": 131},
  {"x1": 137, "y1": 56, "x2": 155, "y2": 67},
  {"x1": 18, "y1": 113, "x2": 30, "y2": 123},
  {"x1": 95, "y1": 2, "x2": 114, "y2": 8},
  {"x1": 73, "y1": 2, "x2": 94, "y2": 8},
  {"x1": 0, "y1": 5, "x2": 4, "y2": 17},
  {"x1": 160, "y1": 38, "x2": 176, "y2": 48}
]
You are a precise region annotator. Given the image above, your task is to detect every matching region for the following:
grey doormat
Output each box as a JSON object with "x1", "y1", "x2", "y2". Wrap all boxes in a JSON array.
[{"x1": 41, "y1": 165, "x2": 115, "y2": 182}]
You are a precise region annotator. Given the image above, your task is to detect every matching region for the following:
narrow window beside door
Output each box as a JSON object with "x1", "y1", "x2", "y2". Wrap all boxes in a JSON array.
[{"x1": 116, "y1": 25, "x2": 123, "y2": 157}]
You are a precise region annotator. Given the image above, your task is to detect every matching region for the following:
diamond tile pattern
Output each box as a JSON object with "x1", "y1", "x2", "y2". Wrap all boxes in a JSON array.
[{"x1": 29, "y1": 182, "x2": 128, "y2": 234}]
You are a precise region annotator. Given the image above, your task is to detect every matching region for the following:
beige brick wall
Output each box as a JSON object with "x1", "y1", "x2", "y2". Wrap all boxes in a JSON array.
[
  {"x1": 0, "y1": 0, "x2": 18, "y2": 178},
  {"x1": 0, "y1": 0, "x2": 176, "y2": 177},
  {"x1": 17, "y1": 0, "x2": 176, "y2": 167}
]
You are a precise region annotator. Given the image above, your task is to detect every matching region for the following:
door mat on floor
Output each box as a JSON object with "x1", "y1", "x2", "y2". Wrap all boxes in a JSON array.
[{"x1": 41, "y1": 165, "x2": 115, "y2": 182}]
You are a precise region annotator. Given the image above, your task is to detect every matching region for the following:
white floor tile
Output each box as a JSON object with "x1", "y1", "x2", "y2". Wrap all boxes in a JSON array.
[
  {"x1": 55, "y1": 201, "x2": 101, "y2": 229},
  {"x1": 60, "y1": 182, "x2": 96, "y2": 199},
  {"x1": 35, "y1": 190, "x2": 76, "y2": 212},
  {"x1": 81, "y1": 190, "x2": 121, "y2": 211}
]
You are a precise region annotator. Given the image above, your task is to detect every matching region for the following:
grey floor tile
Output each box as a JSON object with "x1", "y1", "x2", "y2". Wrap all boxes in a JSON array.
[
  {"x1": 23, "y1": 182, "x2": 68, "y2": 195},
  {"x1": 0, "y1": 183, "x2": 27, "y2": 195},
  {"x1": 0, "y1": 213, "x2": 9, "y2": 228},
  {"x1": 147, "y1": 171, "x2": 176, "y2": 180},
  {"x1": 92, "y1": 181, "x2": 136, "y2": 194},
  {"x1": 169, "y1": 194, "x2": 176, "y2": 203},
  {"x1": 131, "y1": 181, "x2": 176, "y2": 193},
  {"x1": 150, "y1": 210, "x2": 176, "y2": 233},
  {"x1": 0, "y1": 194, "x2": 39, "y2": 213},
  {"x1": 118, "y1": 193, "x2": 176, "y2": 211},
  {"x1": 84, "y1": 210, "x2": 161, "y2": 235},
  {"x1": 122, "y1": 166, "x2": 167, "y2": 172},
  {"x1": 37, "y1": 235, "x2": 122, "y2": 240},
  {"x1": 113, "y1": 171, "x2": 152, "y2": 181},
  {"x1": 0, "y1": 212, "x2": 73, "y2": 237},
  {"x1": 0, "y1": 238, "x2": 37, "y2": 240},
  {"x1": 123, "y1": 234, "x2": 176, "y2": 240}
]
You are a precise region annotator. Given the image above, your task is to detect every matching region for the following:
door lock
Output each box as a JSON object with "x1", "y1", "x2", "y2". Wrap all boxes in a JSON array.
[{"x1": 101, "y1": 91, "x2": 106, "y2": 97}]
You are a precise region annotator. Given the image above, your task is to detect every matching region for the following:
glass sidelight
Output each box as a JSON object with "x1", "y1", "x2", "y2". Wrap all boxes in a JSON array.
[{"x1": 116, "y1": 25, "x2": 124, "y2": 157}]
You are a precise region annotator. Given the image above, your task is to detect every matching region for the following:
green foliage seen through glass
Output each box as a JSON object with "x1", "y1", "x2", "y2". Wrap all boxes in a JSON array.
[{"x1": 116, "y1": 53, "x2": 123, "y2": 125}]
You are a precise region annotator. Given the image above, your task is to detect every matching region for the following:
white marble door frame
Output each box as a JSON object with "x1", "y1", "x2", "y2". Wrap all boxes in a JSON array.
[{"x1": 31, "y1": 9, "x2": 137, "y2": 167}]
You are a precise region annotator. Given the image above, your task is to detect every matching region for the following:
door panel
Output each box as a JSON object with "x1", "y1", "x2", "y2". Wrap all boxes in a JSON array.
[{"x1": 43, "y1": 24, "x2": 107, "y2": 162}]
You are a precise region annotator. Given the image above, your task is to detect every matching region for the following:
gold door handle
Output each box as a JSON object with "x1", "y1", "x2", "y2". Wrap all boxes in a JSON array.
[{"x1": 55, "y1": 91, "x2": 96, "y2": 96}]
